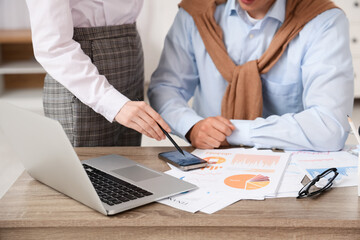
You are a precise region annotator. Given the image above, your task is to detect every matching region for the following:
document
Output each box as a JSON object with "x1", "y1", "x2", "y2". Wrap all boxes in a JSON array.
[
  {"x1": 290, "y1": 150, "x2": 358, "y2": 188},
  {"x1": 271, "y1": 158, "x2": 304, "y2": 198},
  {"x1": 159, "y1": 147, "x2": 359, "y2": 214},
  {"x1": 158, "y1": 167, "x2": 222, "y2": 213},
  {"x1": 159, "y1": 148, "x2": 290, "y2": 213}
]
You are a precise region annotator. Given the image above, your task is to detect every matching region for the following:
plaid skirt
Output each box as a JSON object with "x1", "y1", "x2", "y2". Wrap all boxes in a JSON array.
[{"x1": 43, "y1": 24, "x2": 144, "y2": 147}]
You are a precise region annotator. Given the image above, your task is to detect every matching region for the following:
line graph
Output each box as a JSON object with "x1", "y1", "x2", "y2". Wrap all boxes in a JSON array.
[{"x1": 307, "y1": 166, "x2": 357, "y2": 179}]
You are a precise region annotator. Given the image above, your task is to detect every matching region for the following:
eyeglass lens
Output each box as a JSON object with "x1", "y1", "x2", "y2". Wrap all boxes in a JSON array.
[
  {"x1": 298, "y1": 168, "x2": 338, "y2": 198},
  {"x1": 315, "y1": 170, "x2": 336, "y2": 189}
]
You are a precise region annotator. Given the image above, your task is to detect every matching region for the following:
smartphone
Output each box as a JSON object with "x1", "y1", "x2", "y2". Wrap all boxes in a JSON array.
[{"x1": 158, "y1": 150, "x2": 208, "y2": 171}]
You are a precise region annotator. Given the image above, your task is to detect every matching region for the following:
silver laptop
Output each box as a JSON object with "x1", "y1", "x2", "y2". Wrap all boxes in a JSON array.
[{"x1": 0, "y1": 101, "x2": 197, "y2": 215}]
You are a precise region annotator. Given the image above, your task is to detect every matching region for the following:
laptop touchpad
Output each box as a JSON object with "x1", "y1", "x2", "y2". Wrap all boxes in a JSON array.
[{"x1": 112, "y1": 165, "x2": 161, "y2": 182}]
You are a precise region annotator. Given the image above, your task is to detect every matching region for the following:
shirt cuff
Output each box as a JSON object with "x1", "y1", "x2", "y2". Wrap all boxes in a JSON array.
[
  {"x1": 95, "y1": 88, "x2": 130, "y2": 122},
  {"x1": 227, "y1": 119, "x2": 253, "y2": 147}
]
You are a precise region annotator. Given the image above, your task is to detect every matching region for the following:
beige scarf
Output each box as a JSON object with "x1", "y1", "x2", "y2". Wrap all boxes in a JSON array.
[{"x1": 179, "y1": 0, "x2": 337, "y2": 120}]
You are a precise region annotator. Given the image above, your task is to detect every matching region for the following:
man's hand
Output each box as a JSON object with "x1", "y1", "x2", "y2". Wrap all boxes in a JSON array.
[
  {"x1": 115, "y1": 101, "x2": 171, "y2": 141},
  {"x1": 187, "y1": 116, "x2": 235, "y2": 149}
]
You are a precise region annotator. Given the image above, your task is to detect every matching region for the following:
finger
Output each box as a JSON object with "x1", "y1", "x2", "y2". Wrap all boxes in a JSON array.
[
  {"x1": 205, "y1": 127, "x2": 227, "y2": 143},
  {"x1": 136, "y1": 109, "x2": 166, "y2": 140},
  {"x1": 201, "y1": 140, "x2": 217, "y2": 149},
  {"x1": 198, "y1": 128, "x2": 222, "y2": 148},
  {"x1": 126, "y1": 120, "x2": 154, "y2": 139},
  {"x1": 132, "y1": 116, "x2": 163, "y2": 141},
  {"x1": 115, "y1": 102, "x2": 164, "y2": 140},
  {"x1": 215, "y1": 116, "x2": 235, "y2": 130},
  {"x1": 193, "y1": 140, "x2": 215, "y2": 149},
  {"x1": 189, "y1": 129, "x2": 214, "y2": 149},
  {"x1": 190, "y1": 119, "x2": 224, "y2": 147},
  {"x1": 204, "y1": 135, "x2": 222, "y2": 148},
  {"x1": 144, "y1": 104, "x2": 171, "y2": 132},
  {"x1": 211, "y1": 118, "x2": 234, "y2": 136}
]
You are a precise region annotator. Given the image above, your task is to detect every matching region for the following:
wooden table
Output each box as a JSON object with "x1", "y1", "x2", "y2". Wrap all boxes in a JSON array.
[{"x1": 0, "y1": 147, "x2": 359, "y2": 239}]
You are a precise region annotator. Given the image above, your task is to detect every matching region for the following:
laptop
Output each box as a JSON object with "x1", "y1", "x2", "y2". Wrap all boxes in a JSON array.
[{"x1": 0, "y1": 101, "x2": 197, "y2": 215}]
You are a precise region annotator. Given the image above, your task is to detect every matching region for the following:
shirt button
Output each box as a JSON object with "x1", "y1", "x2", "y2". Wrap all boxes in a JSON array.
[{"x1": 249, "y1": 34, "x2": 254, "y2": 39}]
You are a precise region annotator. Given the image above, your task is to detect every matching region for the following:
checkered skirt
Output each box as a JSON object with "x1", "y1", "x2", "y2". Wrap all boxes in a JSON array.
[{"x1": 43, "y1": 24, "x2": 144, "y2": 147}]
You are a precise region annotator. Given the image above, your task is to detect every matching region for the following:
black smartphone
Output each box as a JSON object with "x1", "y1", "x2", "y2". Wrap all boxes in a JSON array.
[{"x1": 158, "y1": 150, "x2": 208, "y2": 171}]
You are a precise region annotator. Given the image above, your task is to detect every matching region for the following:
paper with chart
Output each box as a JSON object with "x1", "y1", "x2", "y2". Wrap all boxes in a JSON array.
[
  {"x1": 158, "y1": 167, "x2": 222, "y2": 213},
  {"x1": 291, "y1": 151, "x2": 358, "y2": 187},
  {"x1": 159, "y1": 148, "x2": 290, "y2": 213}
]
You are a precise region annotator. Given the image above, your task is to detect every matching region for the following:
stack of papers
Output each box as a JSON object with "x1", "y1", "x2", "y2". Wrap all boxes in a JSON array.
[
  {"x1": 158, "y1": 148, "x2": 290, "y2": 214},
  {"x1": 272, "y1": 147, "x2": 359, "y2": 198},
  {"x1": 159, "y1": 146, "x2": 359, "y2": 214}
]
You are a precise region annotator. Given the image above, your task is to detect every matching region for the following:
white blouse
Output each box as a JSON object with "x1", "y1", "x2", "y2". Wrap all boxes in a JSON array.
[{"x1": 26, "y1": 0, "x2": 143, "y2": 122}]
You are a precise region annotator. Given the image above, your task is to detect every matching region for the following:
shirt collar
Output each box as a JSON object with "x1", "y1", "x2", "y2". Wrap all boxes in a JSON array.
[
  {"x1": 228, "y1": 0, "x2": 238, "y2": 16},
  {"x1": 266, "y1": 0, "x2": 286, "y2": 24},
  {"x1": 228, "y1": 0, "x2": 286, "y2": 24}
]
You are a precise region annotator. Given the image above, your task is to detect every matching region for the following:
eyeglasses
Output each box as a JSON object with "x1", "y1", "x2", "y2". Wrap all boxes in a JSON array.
[{"x1": 297, "y1": 168, "x2": 339, "y2": 199}]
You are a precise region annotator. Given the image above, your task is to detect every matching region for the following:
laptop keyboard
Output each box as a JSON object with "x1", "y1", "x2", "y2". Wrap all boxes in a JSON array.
[{"x1": 83, "y1": 164, "x2": 153, "y2": 206}]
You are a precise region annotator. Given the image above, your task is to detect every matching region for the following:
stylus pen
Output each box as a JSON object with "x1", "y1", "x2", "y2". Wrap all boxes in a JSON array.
[{"x1": 157, "y1": 123, "x2": 185, "y2": 156}]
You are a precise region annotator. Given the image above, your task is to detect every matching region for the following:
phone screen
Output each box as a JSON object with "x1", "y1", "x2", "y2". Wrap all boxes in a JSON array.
[{"x1": 159, "y1": 150, "x2": 207, "y2": 166}]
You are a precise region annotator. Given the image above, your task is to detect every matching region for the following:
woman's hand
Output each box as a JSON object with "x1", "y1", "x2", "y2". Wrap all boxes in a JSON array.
[{"x1": 115, "y1": 101, "x2": 171, "y2": 141}]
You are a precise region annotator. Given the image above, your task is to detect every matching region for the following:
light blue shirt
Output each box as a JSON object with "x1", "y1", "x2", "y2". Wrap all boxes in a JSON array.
[{"x1": 148, "y1": 0, "x2": 354, "y2": 151}]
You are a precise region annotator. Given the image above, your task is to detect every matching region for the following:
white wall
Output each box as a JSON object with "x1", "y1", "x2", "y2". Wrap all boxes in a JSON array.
[
  {"x1": 137, "y1": 0, "x2": 181, "y2": 83},
  {"x1": 0, "y1": 0, "x2": 30, "y2": 29}
]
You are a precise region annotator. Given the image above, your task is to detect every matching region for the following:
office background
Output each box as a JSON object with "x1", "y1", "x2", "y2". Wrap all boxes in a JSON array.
[{"x1": 0, "y1": 0, "x2": 359, "y2": 198}]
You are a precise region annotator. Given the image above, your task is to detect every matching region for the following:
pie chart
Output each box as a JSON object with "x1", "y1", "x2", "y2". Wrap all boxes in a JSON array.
[{"x1": 224, "y1": 174, "x2": 270, "y2": 190}]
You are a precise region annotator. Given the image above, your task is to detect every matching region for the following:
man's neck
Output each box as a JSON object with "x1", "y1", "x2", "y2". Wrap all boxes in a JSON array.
[{"x1": 245, "y1": 0, "x2": 276, "y2": 19}]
